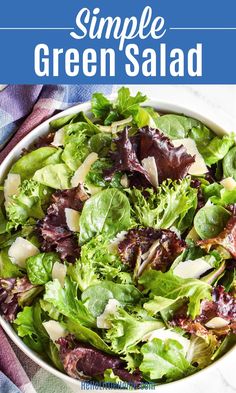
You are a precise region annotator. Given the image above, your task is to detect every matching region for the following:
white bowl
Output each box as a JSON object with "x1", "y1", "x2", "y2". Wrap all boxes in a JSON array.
[{"x1": 0, "y1": 98, "x2": 235, "y2": 389}]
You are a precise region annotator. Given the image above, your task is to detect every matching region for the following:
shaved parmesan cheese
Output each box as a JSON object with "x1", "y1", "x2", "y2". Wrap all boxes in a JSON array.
[
  {"x1": 220, "y1": 177, "x2": 236, "y2": 191},
  {"x1": 52, "y1": 262, "x2": 67, "y2": 287},
  {"x1": 205, "y1": 317, "x2": 230, "y2": 329},
  {"x1": 71, "y1": 152, "x2": 98, "y2": 187},
  {"x1": 97, "y1": 299, "x2": 120, "y2": 329},
  {"x1": 143, "y1": 328, "x2": 190, "y2": 355},
  {"x1": 42, "y1": 320, "x2": 67, "y2": 342},
  {"x1": 65, "y1": 208, "x2": 80, "y2": 232},
  {"x1": 51, "y1": 128, "x2": 65, "y2": 147},
  {"x1": 120, "y1": 174, "x2": 129, "y2": 188},
  {"x1": 173, "y1": 258, "x2": 212, "y2": 279},
  {"x1": 8, "y1": 237, "x2": 39, "y2": 268},
  {"x1": 141, "y1": 156, "x2": 159, "y2": 188},
  {"x1": 138, "y1": 239, "x2": 160, "y2": 276},
  {"x1": 4, "y1": 174, "x2": 21, "y2": 208},
  {"x1": 172, "y1": 138, "x2": 208, "y2": 176}
]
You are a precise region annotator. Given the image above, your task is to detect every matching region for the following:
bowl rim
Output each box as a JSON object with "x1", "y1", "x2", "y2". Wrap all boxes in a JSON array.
[{"x1": 0, "y1": 96, "x2": 235, "y2": 389}]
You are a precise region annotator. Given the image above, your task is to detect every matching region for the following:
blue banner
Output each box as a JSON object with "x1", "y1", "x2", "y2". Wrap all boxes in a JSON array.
[{"x1": 0, "y1": 0, "x2": 236, "y2": 84}]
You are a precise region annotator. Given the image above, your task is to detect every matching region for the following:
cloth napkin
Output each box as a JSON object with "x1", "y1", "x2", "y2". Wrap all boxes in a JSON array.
[{"x1": 0, "y1": 84, "x2": 113, "y2": 393}]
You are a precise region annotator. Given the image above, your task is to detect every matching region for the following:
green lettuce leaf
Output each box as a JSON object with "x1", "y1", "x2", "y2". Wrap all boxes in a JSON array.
[
  {"x1": 44, "y1": 278, "x2": 95, "y2": 328},
  {"x1": 0, "y1": 248, "x2": 23, "y2": 278},
  {"x1": 33, "y1": 163, "x2": 72, "y2": 189},
  {"x1": 91, "y1": 93, "x2": 113, "y2": 120},
  {"x1": 140, "y1": 338, "x2": 195, "y2": 381},
  {"x1": 63, "y1": 318, "x2": 112, "y2": 354},
  {"x1": 202, "y1": 182, "x2": 223, "y2": 202},
  {"x1": 223, "y1": 146, "x2": 236, "y2": 180},
  {"x1": 39, "y1": 299, "x2": 60, "y2": 320},
  {"x1": 61, "y1": 140, "x2": 90, "y2": 171},
  {"x1": 199, "y1": 134, "x2": 235, "y2": 166},
  {"x1": 128, "y1": 177, "x2": 197, "y2": 233},
  {"x1": 14, "y1": 304, "x2": 48, "y2": 354},
  {"x1": 116, "y1": 87, "x2": 147, "y2": 118},
  {"x1": 68, "y1": 235, "x2": 131, "y2": 292},
  {"x1": 135, "y1": 107, "x2": 160, "y2": 128},
  {"x1": 79, "y1": 189, "x2": 131, "y2": 244},
  {"x1": 210, "y1": 188, "x2": 236, "y2": 206},
  {"x1": 0, "y1": 208, "x2": 7, "y2": 234},
  {"x1": 50, "y1": 114, "x2": 76, "y2": 130},
  {"x1": 187, "y1": 335, "x2": 218, "y2": 368},
  {"x1": 26, "y1": 252, "x2": 61, "y2": 285},
  {"x1": 81, "y1": 281, "x2": 141, "y2": 317},
  {"x1": 155, "y1": 114, "x2": 204, "y2": 139},
  {"x1": 6, "y1": 180, "x2": 51, "y2": 229},
  {"x1": 139, "y1": 270, "x2": 212, "y2": 319},
  {"x1": 194, "y1": 205, "x2": 231, "y2": 239},
  {"x1": 105, "y1": 308, "x2": 164, "y2": 353},
  {"x1": 10, "y1": 147, "x2": 62, "y2": 180},
  {"x1": 91, "y1": 87, "x2": 147, "y2": 126}
]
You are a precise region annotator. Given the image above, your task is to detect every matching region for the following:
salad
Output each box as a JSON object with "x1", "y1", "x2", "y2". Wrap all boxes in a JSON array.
[{"x1": 0, "y1": 87, "x2": 235, "y2": 387}]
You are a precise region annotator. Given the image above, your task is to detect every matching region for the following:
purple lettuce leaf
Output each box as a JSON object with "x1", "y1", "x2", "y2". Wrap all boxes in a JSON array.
[
  {"x1": 104, "y1": 127, "x2": 195, "y2": 187},
  {"x1": 139, "y1": 127, "x2": 195, "y2": 183},
  {"x1": 37, "y1": 186, "x2": 88, "y2": 262},
  {"x1": 0, "y1": 276, "x2": 42, "y2": 322},
  {"x1": 118, "y1": 227, "x2": 185, "y2": 274},
  {"x1": 57, "y1": 335, "x2": 141, "y2": 385},
  {"x1": 172, "y1": 286, "x2": 236, "y2": 337},
  {"x1": 104, "y1": 128, "x2": 149, "y2": 182}
]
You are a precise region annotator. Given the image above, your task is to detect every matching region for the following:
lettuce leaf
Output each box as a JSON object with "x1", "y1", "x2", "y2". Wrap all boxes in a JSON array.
[
  {"x1": 26, "y1": 252, "x2": 61, "y2": 285},
  {"x1": 199, "y1": 135, "x2": 235, "y2": 166},
  {"x1": 194, "y1": 205, "x2": 231, "y2": 240},
  {"x1": 81, "y1": 281, "x2": 141, "y2": 317},
  {"x1": 139, "y1": 270, "x2": 212, "y2": 319},
  {"x1": 14, "y1": 304, "x2": 48, "y2": 353},
  {"x1": 61, "y1": 140, "x2": 90, "y2": 171},
  {"x1": 44, "y1": 278, "x2": 95, "y2": 328},
  {"x1": 6, "y1": 179, "x2": 51, "y2": 229},
  {"x1": 33, "y1": 163, "x2": 72, "y2": 189},
  {"x1": 105, "y1": 307, "x2": 164, "y2": 353},
  {"x1": 50, "y1": 114, "x2": 77, "y2": 130},
  {"x1": 155, "y1": 114, "x2": 205, "y2": 140},
  {"x1": 91, "y1": 93, "x2": 113, "y2": 120},
  {"x1": 0, "y1": 248, "x2": 23, "y2": 278},
  {"x1": 91, "y1": 87, "x2": 148, "y2": 126},
  {"x1": 223, "y1": 146, "x2": 236, "y2": 180},
  {"x1": 140, "y1": 338, "x2": 195, "y2": 381},
  {"x1": 128, "y1": 177, "x2": 197, "y2": 233},
  {"x1": 10, "y1": 147, "x2": 62, "y2": 180},
  {"x1": 63, "y1": 318, "x2": 113, "y2": 354},
  {"x1": 79, "y1": 189, "x2": 131, "y2": 244},
  {"x1": 68, "y1": 235, "x2": 131, "y2": 292},
  {"x1": 187, "y1": 335, "x2": 218, "y2": 368}
]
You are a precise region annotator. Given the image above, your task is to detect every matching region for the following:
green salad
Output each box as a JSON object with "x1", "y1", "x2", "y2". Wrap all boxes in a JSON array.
[{"x1": 0, "y1": 87, "x2": 235, "y2": 387}]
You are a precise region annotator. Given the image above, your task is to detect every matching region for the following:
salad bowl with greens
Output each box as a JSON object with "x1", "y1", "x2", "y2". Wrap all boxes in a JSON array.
[{"x1": 0, "y1": 88, "x2": 235, "y2": 388}]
